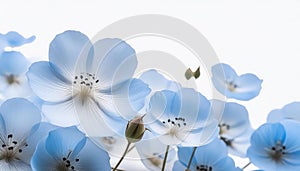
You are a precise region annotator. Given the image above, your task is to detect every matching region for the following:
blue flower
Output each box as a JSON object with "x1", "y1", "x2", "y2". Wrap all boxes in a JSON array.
[
  {"x1": 247, "y1": 120, "x2": 300, "y2": 170},
  {"x1": 0, "y1": 98, "x2": 57, "y2": 170},
  {"x1": 173, "y1": 138, "x2": 238, "y2": 171},
  {"x1": 267, "y1": 102, "x2": 300, "y2": 123},
  {"x1": 211, "y1": 63, "x2": 262, "y2": 101},
  {"x1": 27, "y1": 30, "x2": 150, "y2": 136},
  {"x1": 0, "y1": 51, "x2": 34, "y2": 103},
  {"x1": 145, "y1": 88, "x2": 219, "y2": 146},
  {"x1": 31, "y1": 126, "x2": 111, "y2": 171},
  {"x1": 212, "y1": 100, "x2": 253, "y2": 157},
  {"x1": 0, "y1": 31, "x2": 35, "y2": 53}
]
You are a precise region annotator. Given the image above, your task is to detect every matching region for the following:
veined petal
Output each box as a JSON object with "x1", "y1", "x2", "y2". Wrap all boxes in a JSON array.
[
  {"x1": 0, "y1": 160, "x2": 31, "y2": 171},
  {"x1": 27, "y1": 61, "x2": 72, "y2": 102},
  {"x1": 0, "y1": 98, "x2": 41, "y2": 140},
  {"x1": 92, "y1": 38, "x2": 137, "y2": 89},
  {"x1": 76, "y1": 139, "x2": 111, "y2": 171},
  {"x1": 2, "y1": 31, "x2": 35, "y2": 48},
  {"x1": 45, "y1": 126, "x2": 86, "y2": 160},
  {"x1": 49, "y1": 30, "x2": 93, "y2": 79},
  {"x1": 42, "y1": 99, "x2": 79, "y2": 127},
  {"x1": 0, "y1": 51, "x2": 29, "y2": 75},
  {"x1": 281, "y1": 120, "x2": 300, "y2": 153}
]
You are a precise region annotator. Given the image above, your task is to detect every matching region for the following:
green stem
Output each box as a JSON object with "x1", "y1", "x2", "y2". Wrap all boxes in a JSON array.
[
  {"x1": 186, "y1": 147, "x2": 197, "y2": 171},
  {"x1": 161, "y1": 145, "x2": 170, "y2": 171},
  {"x1": 113, "y1": 142, "x2": 131, "y2": 171},
  {"x1": 242, "y1": 162, "x2": 251, "y2": 170}
]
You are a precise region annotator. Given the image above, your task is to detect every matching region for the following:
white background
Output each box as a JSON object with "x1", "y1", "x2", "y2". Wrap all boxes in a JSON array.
[{"x1": 1, "y1": 0, "x2": 300, "y2": 170}]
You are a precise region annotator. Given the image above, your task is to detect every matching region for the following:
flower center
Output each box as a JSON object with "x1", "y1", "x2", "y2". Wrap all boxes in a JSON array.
[
  {"x1": 73, "y1": 73, "x2": 100, "y2": 105},
  {"x1": 162, "y1": 117, "x2": 187, "y2": 137},
  {"x1": 196, "y1": 165, "x2": 213, "y2": 171},
  {"x1": 227, "y1": 81, "x2": 237, "y2": 92},
  {"x1": 0, "y1": 134, "x2": 28, "y2": 162},
  {"x1": 57, "y1": 150, "x2": 80, "y2": 171},
  {"x1": 6, "y1": 74, "x2": 20, "y2": 85},
  {"x1": 220, "y1": 136, "x2": 233, "y2": 147},
  {"x1": 269, "y1": 141, "x2": 286, "y2": 163},
  {"x1": 218, "y1": 123, "x2": 230, "y2": 135}
]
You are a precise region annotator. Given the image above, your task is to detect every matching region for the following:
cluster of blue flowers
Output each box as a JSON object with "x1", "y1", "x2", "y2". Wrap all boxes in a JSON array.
[{"x1": 0, "y1": 30, "x2": 299, "y2": 171}]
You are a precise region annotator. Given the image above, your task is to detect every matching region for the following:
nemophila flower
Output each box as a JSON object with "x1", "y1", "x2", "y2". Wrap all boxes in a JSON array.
[
  {"x1": 212, "y1": 100, "x2": 253, "y2": 157},
  {"x1": 27, "y1": 30, "x2": 150, "y2": 136},
  {"x1": 0, "y1": 31, "x2": 35, "y2": 53},
  {"x1": 173, "y1": 138, "x2": 238, "y2": 171},
  {"x1": 135, "y1": 132, "x2": 177, "y2": 171},
  {"x1": 267, "y1": 102, "x2": 300, "y2": 123},
  {"x1": 0, "y1": 51, "x2": 33, "y2": 102},
  {"x1": 247, "y1": 120, "x2": 300, "y2": 171},
  {"x1": 31, "y1": 126, "x2": 111, "y2": 171},
  {"x1": 145, "y1": 88, "x2": 219, "y2": 146},
  {"x1": 0, "y1": 98, "x2": 57, "y2": 170},
  {"x1": 211, "y1": 63, "x2": 262, "y2": 101}
]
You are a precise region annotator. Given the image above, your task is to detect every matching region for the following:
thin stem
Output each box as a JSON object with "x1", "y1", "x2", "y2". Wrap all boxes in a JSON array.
[
  {"x1": 127, "y1": 144, "x2": 135, "y2": 154},
  {"x1": 161, "y1": 145, "x2": 170, "y2": 171},
  {"x1": 242, "y1": 162, "x2": 251, "y2": 170},
  {"x1": 186, "y1": 147, "x2": 197, "y2": 171},
  {"x1": 113, "y1": 142, "x2": 131, "y2": 171}
]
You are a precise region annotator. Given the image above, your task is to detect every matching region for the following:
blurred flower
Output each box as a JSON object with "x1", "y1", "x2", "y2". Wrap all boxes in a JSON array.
[
  {"x1": 247, "y1": 120, "x2": 300, "y2": 171},
  {"x1": 0, "y1": 31, "x2": 35, "y2": 53},
  {"x1": 0, "y1": 51, "x2": 33, "y2": 103},
  {"x1": 211, "y1": 63, "x2": 262, "y2": 101},
  {"x1": 267, "y1": 101, "x2": 300, "y2": 123},
  {"x1": 31, "y1": 126, "x2": 111, "y2": 171},
  {"x1": 27, "y1": 30, "x2": 150, "y2": 136},
  {"x1": 212, "y1": 100, "x2": 253, "y2": 157},
  {"x1": 0, "y1": 98, "x2": 56, "y2": 170},
  {"x1": 145, "y1": 88, "x2": 219, "y2": 146},
  {"x1": 173, "y1": 138, "x2": 238, "y2": 171},
  {"x1": 136, "y1": 132, "x2": 176, "y2": 171}
]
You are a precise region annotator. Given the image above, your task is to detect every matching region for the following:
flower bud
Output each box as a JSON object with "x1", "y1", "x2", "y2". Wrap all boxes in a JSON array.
[{"x1": 125, "y1": 115, "x2": 146, "y2": 143}]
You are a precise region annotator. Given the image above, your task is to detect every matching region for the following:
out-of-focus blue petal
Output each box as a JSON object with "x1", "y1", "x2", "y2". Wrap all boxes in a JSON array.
[
  {"x1": 19, "y1": 122, "x2": 58, "y2": 164},
  {"x1": 31, "y1": 139, "x2": 58, "y2": 171},
  {"x1": 2, "y1": 31, "x2": 35, "y2": 48},
  {"x1": 0, "y1": 98, "x2": 41, "y2": 139},
  {"x1": 49, "y1": 30, "x2": 92, "y2": 79},
  {"x1": 76, "y1": 139, "x2": 111, "y2": 171},
  {"x1": 172, "y1": 161, "x2": 188, "y2": 171},
  {"x1": 211, "y1": 63, "x2": 262, "y2": 101},
  {"x1": 267, "y1": 102, "x2": 300, "y2": 123},
  {"x1": 229, "y1": 73, "x2": 262, "y2": 100},
  {"x1": 139, "y1": 69, "x2": 181, "y2": 92},
  {"x1": 220, "y1": 102, "x2": 251, "y2": 138},
  {"x1": 213, "y1": 157, "x2": 237, "y2": 171},
  {"x1": 0, "y1": 160, "x2": 32, "y2": 171},
  {"x1": 45, "y1": 126, "x2": 86, "y2": 160},
  {"x1": 227, "y1": 127, "x2": 253, "y2": 158},
  {"x1": 0, "y1": 51, "x2": 29, "y2": 75},
  {"x1": 92, "y1": 38, "x2": 137, "y2": 90},
  {"x1": 177, "y1": 146, "x2": 198, "y2": 167},
  {"x1": 27, "y1": 61, "x2": 72, "y2": 102}
]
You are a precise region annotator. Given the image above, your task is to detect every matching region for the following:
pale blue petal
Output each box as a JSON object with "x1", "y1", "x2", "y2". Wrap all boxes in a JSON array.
[
  {"x1": 0, "y1": 51, "x2": 29, "y2": 75},
  {"x1": 229, "y1": 73, "x2": 262, "y2": 100},
  {"x1": 19, "y1": 122, "x2": 58, "y2": 164},
  {"x1": 139, "y1": 69, "x2": 181, "y2": 92},
  {"x1": 2, "y1": 31, "x2": 35, "y2": 47},
  {"x1": 0, "y1": 160, "x2": 31, "y2": 171},
  {"x1": 177, "y1": 146, "x2": 197, "y2": 167},
  {"x1": 0, "y1": 98, "x2": 41, "y2": 139},
  {"x1": 267, "y1": 109, "x2": 283, "y2": 123},
  {"x1": 281, "y1": 120, "x2": 300, "y2": 154},
  {"x1": 220, "y1": 102, "x2": 251, "y2": 138},
  {"x1": 49, "y1": 30, "x2": 92, "y2": 78},
  {"x1": 27, "y1": 61, "x2": 72, "y2": 102},
  {"x1": 45, "y1": 126, "x2": 86, "y2": 160},
  {"x1": 31, "y1": 139, "x2": 58, "y2": 171},
  {"x1": 281, "y1": 102, "x2": 300, "y2": 121},
  {"x1": 76, "y1": 139, "x2": 111, "y2": 171},
  {"x1": 213, "y1": 157, "x2": 237, "y2": 171},
  {"x1": 93, "y1": 38, "x2": 137, "y2": 89},
  {"x1": 227, "y1": 127, "x2": 253, "y2": 158},
  {"x1": 172, "y1": 161, "x2": 188, "y2": 171}
]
